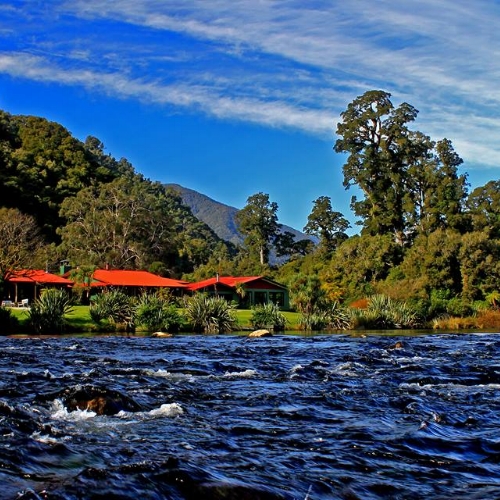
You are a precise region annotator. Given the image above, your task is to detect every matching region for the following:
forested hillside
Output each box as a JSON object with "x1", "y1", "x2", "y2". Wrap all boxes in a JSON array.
[{"x1": 0, "y1": 110, "x2": 226, "y2": 278}]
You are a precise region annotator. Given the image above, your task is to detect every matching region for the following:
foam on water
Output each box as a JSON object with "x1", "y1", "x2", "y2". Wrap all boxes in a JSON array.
[
  {"x1": 223, "y1": 369, "x2": 257, "y2": 378},
  {"x1": 147, "y1": 402, "x2": 184, "y2": 417},
  {"x1": 50, "y1": 399, "x2": 97, "y2": 420}
]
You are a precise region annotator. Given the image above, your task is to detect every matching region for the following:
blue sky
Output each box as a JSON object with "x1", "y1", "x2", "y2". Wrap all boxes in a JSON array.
[{"x1": 1, "y1": 1, "x2": 500, "y2": 232}]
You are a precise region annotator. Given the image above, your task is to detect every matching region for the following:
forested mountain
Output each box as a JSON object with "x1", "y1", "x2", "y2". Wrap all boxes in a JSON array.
[
  {"x1": 166, "y1": 184, "x2": 242, "y2": 245},
  {"x1": 167, "y1": 183, "x2": 313, "y2": 246}
]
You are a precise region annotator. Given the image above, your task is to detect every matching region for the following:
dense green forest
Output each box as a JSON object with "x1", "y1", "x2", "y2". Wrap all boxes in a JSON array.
[{"x1": 2, "y1": 89, "x2": 500, "y2": 326}]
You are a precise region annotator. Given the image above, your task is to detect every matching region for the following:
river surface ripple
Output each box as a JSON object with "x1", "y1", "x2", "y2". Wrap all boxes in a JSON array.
[{"x1": 1, "y1": 333, "x2": 500, "y2": 499}]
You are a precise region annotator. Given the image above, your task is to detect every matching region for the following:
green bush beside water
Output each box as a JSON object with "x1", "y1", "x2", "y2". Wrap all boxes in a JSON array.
[
  {"x1": 4, "y1": 303, "x2": 301, "y2": 334},
  {"x1": 250, "y1": 303, "x2": 288, "y2": 332},
  {"x1": 27, "y1": 289, "x2": 74, "y2": 334},
  {"x1": 5, "y1": 292, "x2": 500, "y2": 335}
]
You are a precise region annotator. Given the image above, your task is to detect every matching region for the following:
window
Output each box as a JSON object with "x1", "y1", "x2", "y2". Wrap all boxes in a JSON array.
[
  {"x1": 269, "y1": 292, "x2": 284, "y2": 307},
  {"x1": 254, "y1": 291, "x2": 267, "y2": 305}
]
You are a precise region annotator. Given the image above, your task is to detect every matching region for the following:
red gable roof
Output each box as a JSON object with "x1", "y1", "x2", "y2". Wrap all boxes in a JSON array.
[
  {"x1": 187, "y1": 276, "x2": 285, "y2": 291},
  {"x1": 6, "y1": 270, "x2": 74, "y2": 285},
  {"x1": 92, "y1": 269, "x2": 187, "y2": 288}
]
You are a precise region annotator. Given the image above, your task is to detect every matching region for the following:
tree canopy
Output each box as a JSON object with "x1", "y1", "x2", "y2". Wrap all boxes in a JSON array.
[
  {"x1": 304, "y1": 196, "x2": 350, "y2": 255},
  {"x1": 335, "y1": 90, "x2": 468, "y2": 244},
  {"x1": 236, "y1": 192, "x2": 280, "y2": 265}
]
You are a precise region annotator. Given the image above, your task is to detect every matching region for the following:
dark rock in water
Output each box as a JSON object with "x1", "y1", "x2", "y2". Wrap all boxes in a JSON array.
[
  {"x1": 389, "y1": 341, "x2": 404, "y2": 350},
  {"x1": 39, "y1": 385, "x2": 143, "y2": 416}
]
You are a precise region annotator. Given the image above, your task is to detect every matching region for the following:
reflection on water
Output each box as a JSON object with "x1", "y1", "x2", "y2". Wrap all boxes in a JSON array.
[{"x1": 1, "y1": 332, "x2": 500, "y2": 499}]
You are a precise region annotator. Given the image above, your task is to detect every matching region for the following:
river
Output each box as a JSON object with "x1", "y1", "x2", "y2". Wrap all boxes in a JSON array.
[{"x1": 2, "y1": 332, "x2": 500, "y2": 499}]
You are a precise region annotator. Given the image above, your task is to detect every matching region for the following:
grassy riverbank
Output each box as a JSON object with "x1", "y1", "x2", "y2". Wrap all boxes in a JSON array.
[
  {"x1": 10, "y1": 303, "x2": 500, "y2": 335},
  {"x1": 8, "y1": 306, "x2": 302, "y2": 333}
]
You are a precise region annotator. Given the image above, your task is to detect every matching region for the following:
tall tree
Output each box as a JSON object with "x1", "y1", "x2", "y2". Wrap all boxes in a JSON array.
[
  {"x1": 335, "y1": 90, "x2": 467, "y2": 243},
  {"x1": 236, "y1": 192, "x2": 279, "y2": 265},
  {"x1": 335, "y1": 90, "x2": 418, "y2": 244},
  {"x1": 427, "y1": 139, "x2": 468, "y2": 232},
  {"x1": 405, "y1": 135, "x2": 468, "y2": 236},
  {"x1": 466, "y1": 180, "x2": 500, "y2": 237},
  {"x1": 304, "y1": 196, "x2": 350, "y2": 255},
  {"x1": 0, "y1": 207, "x2": 46, "y2": 283},
  {"x1": 58, "y1": 176, "x2": 178, "y2": 270},
  {"x1": 274, "y1": 231, "x2": 315, "y2": 260}
]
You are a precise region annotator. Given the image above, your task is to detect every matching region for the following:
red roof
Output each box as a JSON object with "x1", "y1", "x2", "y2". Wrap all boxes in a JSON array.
[
  {"x1": 187, "y1": 276, "x2": 285, "y2": 291},
  {"x1": 92, "y1": 270, "x2": 187, "y2": 288},
  {"x1": 6, "y1": 270, "x2": 74, "y2": 285}
]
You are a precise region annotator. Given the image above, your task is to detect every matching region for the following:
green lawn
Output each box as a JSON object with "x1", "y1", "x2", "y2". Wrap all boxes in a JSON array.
[
  {"x1": 8, "y1": 305, "x2": 301, "y2": 333},
  {"x1": 234, "y1": 309, "x2": 300, "y2": 330}
]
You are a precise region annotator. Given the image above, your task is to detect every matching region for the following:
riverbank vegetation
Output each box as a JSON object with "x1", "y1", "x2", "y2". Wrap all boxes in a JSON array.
[
  {"x1": 5, "y1": 301, "x2": 301, "y2": 334},
  {"x1": 6, "y1": 293, "x2": 500, "y2": 335},
  {"x1": 2, "y1": 90, "x2": 500, "y2": 334}
]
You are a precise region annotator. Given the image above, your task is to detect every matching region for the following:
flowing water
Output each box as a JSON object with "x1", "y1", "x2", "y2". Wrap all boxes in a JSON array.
[{"x1": 2, "y1": 332, "x2": 500, "y2": 499}]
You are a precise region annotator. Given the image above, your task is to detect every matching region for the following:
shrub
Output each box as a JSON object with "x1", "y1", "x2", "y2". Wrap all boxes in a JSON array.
[
  {"x1": 90, "y1": 290, "x2": 135, "y2": 332},
  {"x1": 250, "y1": 303, "x2": 287, "y2": 332},
  {"x1": 28, "y1": 288, "x2": 73, "y2": 334},
  {"x1": 432, "y1": 314, "x2": 477, "y2": 330},
  {"x1": 475, "y1": 309, "x2": 500, "y2": 329},
  {"x1": 328, "y1": 301, "x2": 352, "y2": 330},
  {"x1": 299, "y1": 311, "x2": 329, "y2": 331},
  {"x1": 135, "y1": 293, "x2": 184, "y2": 332},
  {"x1": 445, "y1": 297, "x2": 473, "y2": 318},
  {"x1": 428, "y1": 289, "x2": 452, "y2": 318},
  {"x1": 184, "y1": 294, "x2": 238, "y2": 334},
  {"x1": 299, "y1": 302, "x2": 351, "y2": 331},
  {"x1": 349, "y1": 294, "x2": 422, "y2": 329}
]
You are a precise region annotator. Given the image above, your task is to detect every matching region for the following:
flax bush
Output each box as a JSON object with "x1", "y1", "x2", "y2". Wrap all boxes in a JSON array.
[
  {"x1": 349, "y1": 294, "x2": 422, "y2": 329},
  {"x1": 299, "y1": 301, "x2": 351, "y2": 331},
  {"x1": 28, "y1": 288, "x2": 73, "y2": 334},
  {"x1": 250, "y1": 303, "x2": 287, "y2": 332},
  {"x1": 90, "y1": 290, "x2": 136, "y2": 332},
  {"x1": 135, "y1": 293, "x2": 184, "y2": 332},
  {"x1": 184, "y1": 294, "x2": 238, "y2": 334}
]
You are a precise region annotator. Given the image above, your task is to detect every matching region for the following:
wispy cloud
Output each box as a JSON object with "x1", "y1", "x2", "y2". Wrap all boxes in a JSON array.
[
  {"x1": 0, "y1": 51, "x2": 333, "y2": 134},
  {"x1": 2, "y1": 0, "x2": 500, "y2": 169}
]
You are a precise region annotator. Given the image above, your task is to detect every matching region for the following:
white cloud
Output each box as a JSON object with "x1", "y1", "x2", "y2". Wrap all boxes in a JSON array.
[
  {"x1": 0, "y1": 51, "x2": 334, "y2": 135},
  {"x1": 3, "y1": 0, "x2": 500, "y2": 169}
]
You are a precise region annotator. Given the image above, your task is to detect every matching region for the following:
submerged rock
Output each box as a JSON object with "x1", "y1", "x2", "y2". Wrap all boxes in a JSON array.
[
  {"x1": 39, "y1": 385, "x2": 143, "y2": 416},
  {"x1": 389, "y1": 341, "x2": 404, "y2": 350},
  {"x1": 248, "y1": 329, "x2": 273, "y2": 338}
]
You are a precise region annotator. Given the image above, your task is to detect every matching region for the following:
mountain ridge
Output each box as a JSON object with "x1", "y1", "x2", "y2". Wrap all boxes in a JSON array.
[{"x1": 166, "y1": 184, "x2": 311, "y2": 245}]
